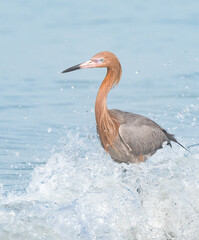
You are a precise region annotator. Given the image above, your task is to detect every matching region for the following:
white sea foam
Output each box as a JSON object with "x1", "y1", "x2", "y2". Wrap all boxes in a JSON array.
[{"x1": 0, "y1": 132, "x2": 198, "y2": 240}]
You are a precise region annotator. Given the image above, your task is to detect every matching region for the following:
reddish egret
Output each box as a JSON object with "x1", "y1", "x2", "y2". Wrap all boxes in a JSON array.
[{"x1": 62, "y1": 51, "x2": 186, "y2": 163}]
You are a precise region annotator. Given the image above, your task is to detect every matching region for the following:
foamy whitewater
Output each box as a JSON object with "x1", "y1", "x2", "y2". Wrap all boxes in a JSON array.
[{"x1": 0, "y1": 131, "x2": 198, "y2": 240}]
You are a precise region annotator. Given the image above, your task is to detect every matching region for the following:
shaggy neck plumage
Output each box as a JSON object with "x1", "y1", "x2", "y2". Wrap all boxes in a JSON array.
[{"x1": 95, "y1": 63, "x2": 122, "y2": 152}]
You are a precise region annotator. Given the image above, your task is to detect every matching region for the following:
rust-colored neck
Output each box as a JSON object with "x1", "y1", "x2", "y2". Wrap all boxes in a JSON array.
[{"x1": 95, "y1": 63, "x2": 122, "y2": 152}]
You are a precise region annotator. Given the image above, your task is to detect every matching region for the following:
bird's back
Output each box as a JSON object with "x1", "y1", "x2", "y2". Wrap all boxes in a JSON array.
[{"x1": 109, "y1": 109, "x2": 163, "y2": 129}]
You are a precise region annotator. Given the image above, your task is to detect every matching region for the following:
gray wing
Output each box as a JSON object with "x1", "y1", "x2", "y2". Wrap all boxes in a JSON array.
[
  {"x1": 110, "y1": 109, "x2": 170, "y2": 156},
  {"x1": 118, "y1": 123, "x2": 168, "y2": 156},
  {"x1": 110, "y1": 109, "x2": 187, "y2": 155}
]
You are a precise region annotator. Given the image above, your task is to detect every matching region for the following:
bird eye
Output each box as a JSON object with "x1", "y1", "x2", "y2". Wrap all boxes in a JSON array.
[{"x1": 100, "y1": 58, "x2": 104, "y2": 62}]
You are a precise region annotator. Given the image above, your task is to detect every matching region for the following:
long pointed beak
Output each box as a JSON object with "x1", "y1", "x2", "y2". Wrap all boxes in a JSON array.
[{"x1": 62, "y1": 60, "x2": 94, "y2": 73}]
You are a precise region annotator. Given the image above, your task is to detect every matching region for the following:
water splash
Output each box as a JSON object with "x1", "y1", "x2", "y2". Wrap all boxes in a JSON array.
[{"x1": 0, "y1": 132, "x2": 198, "y2": 240}]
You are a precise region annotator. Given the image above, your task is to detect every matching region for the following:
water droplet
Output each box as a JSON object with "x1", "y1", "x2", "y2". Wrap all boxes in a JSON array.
[{"x1": 47, "y1": 127, "x2": 52, "y2": 133}]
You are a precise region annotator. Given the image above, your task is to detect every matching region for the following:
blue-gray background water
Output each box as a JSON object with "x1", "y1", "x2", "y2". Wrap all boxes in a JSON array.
[{"x1": 0, "y1": 1, "x2": 198, "y2": 239}]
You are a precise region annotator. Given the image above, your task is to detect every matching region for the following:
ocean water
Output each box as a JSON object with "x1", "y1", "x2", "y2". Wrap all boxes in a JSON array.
[{"x1": 0, "y1": 0, "x2": 199, "y2": 239}]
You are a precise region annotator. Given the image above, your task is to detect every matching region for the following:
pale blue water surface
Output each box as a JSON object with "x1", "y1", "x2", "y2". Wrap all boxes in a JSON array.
[{"x1": 0, "y1": 0, "x2": 199, "y2": 239}]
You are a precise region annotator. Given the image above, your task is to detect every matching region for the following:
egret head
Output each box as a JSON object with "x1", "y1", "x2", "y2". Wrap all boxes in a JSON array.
[{"x1": 62, "y1": 51, "x2": 120, "y2": 73}]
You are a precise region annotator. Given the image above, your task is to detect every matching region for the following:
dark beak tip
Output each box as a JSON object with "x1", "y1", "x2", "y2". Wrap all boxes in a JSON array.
[{"x1": 62, "y1": 64, "x2": 81, "y2": 74}]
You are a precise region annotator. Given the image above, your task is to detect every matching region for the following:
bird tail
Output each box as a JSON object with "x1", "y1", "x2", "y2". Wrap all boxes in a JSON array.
[{"x1": 164, "y1": 131, "x2": 190, "y2": 152}]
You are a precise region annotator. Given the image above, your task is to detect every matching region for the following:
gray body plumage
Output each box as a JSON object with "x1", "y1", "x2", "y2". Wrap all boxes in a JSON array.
[{"x1": 108, "y1": 109, "x2": 181, "y2": 163}]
